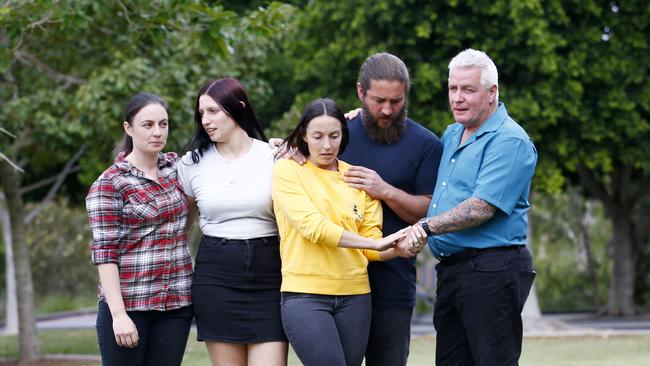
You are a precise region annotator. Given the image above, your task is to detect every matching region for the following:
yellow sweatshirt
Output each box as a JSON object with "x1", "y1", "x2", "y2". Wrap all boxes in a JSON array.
[{"x1": 272, "y1": 159, "x2": 383, "y2": 295}]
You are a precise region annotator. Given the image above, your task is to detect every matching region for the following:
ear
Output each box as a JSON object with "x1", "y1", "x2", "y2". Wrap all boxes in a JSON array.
[
  {"x1": 123, "y1": 121, "x2": 132, "y2": 136},
  {"x1": 240, "y1": 101, "x2": 246, "y2": 109},
  {"x1": 357, "y1": 82, "x2": 364, "y2": 101},
  {"x1": 489, "y1": 85, "x2": 497, "y2": 104}
]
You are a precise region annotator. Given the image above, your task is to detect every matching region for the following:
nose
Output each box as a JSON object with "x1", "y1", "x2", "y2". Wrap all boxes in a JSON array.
[
  {"x1": 322, "y1": 137, "x2": 332, "y2": 150},
  {"x1": 381, "y1": 102, "x2": 393, "y2": 116},
  {"x1": 152, "y1": 125, "x2": 163, "y2": 136},
  {"x1": 450, "y1": 89, "x2": 463, "y2": 103}
]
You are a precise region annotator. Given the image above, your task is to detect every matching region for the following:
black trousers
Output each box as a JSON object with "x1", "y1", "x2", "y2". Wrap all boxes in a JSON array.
[
  {"x1": 96, "y1": 301, "x2": 193, "y2": 366},
  {"x1": 434, "y1": 246, "x2": 535, "y2": 366}
]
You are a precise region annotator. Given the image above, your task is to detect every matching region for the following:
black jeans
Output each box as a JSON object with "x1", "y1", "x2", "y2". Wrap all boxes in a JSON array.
[
  {"x1": 281, "y1": 292, "x2": 371, "y2": 366},
  {"x1": 434, "y1": 246, "x2": 536, "y2": 366},
  {"x1": 96, "y1": 301, "x2": 193, "y2": 366},
  {"x1": 364, "y1": 305, "x2": 413, "y2": 366}
]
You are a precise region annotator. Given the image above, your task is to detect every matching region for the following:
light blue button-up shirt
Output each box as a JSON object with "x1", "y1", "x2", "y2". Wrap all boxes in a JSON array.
[{"x1": 427, "y1": 103, "x2": 537, "y2": 258}]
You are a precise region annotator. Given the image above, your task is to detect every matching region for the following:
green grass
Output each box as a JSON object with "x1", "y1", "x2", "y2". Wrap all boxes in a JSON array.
[
  {"x1": 35, "y1": 294, "x2": 98, "y2": 316},
  {"x1": 2, "y1": 330, "x2": 649, "y2": 365}
]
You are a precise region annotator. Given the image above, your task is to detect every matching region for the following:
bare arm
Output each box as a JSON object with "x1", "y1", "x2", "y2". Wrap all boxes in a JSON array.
[
  {"x1": 344, "y1": 165, "x2": 430, "y2": 223},
  {"x1": 425, "y1": 197, "x2": 497, "y2": 235},
  {"x1": 338, "y1": 229, "x2": 407, "y2": 251},
  {"x1": 97, "y1": 263, "x2": 139, "y2": 348}
]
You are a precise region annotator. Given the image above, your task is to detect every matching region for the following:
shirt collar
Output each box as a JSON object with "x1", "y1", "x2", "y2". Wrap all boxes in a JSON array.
[
  {"x1": 114, "y1": 152, "x2": 173, "y2": 177},
  {"x1": 453, "y1": 102, "x2": 508, "y2": 144}
]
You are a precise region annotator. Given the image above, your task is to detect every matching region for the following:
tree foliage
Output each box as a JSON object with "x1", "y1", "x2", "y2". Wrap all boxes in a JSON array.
[
  {"x1": 265, "y1": 0, "x2": 650, "y2": 314},
  {"x1": 0, "y1": 0, "x2": 294, "y2": 360}
]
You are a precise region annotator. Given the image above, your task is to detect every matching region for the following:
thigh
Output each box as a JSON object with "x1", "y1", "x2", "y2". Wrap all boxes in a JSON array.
[
  {"x1": 333, "y1": 294, "x2": 372, "y2": 366},
  {"x1": 206, "y1": 342, "x2": 247, "y2": 366},
  {"x1": 248, "y1": 341, "x2": 288, "y2": 366},
  {"x1": 433, "y1": 267, "x2": 473, "y2": 366},
  {"x1": 140, "y1": 306, "x2": 194, "y2": 366},
  {"x1": 459, "y1": 250, "x2": 532, "y2": 366},
  {"x1": 96, "y1": 301, "x2": 148, "y2": 366},
  {"x1": 281, "y1": 293, "x2": 346, "y2": 366},
  {"x1": 143, "y1": 305, "x2": 194, "y2": 366},
  {"x1": 364, "y1": 305, "x2": 413, "y2": 366}
]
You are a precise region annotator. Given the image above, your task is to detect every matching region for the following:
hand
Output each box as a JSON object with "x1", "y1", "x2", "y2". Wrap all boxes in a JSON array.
[
  {"x1": 344, "y1": 108, "x2": 362, "y2": 120},
  {"x1": 344, "y1": 165, "x2": 389, "y2": 199},
  {"x1": 396, "y1": 224, "x2": 428, "y2": 257},
  {"x1": 269, "y1": 138, "x2": 307, "y2": 164},
  {"x1": 112, "y1": 310, "x2": 139, "y2": 348},
  {"x1": 375, "y1": 228, "x2": 408, "y2": 251}
]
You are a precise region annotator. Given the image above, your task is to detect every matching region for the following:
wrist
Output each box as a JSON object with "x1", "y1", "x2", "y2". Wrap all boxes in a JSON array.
[{"x1": 418, "y1": 217, "x2": 433, "y2": 237}]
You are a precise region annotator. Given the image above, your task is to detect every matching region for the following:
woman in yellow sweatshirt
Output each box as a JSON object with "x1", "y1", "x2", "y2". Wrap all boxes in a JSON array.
[{"x1": 271, "y1": 98, "x2": 416, "y2": 366}]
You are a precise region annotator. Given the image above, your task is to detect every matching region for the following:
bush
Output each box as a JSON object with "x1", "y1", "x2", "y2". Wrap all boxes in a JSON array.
[
  {"x1": 530, "y1": 189, "x2": 611, "y2": 311},
  {"x1": 26, "y1": 199, "x2": 97, "y2": 310}
]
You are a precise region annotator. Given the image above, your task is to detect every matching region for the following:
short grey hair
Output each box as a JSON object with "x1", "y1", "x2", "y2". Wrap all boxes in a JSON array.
[
  {"x1": 359, "y1": 52, "x2": 411, "y2": 94},
  {"x1": 449, "y1": 49, "x2": 499, "y2": 101}
]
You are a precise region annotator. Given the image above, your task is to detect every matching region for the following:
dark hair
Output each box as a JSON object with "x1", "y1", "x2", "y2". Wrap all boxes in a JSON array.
[
  {"x1": 114, "y1": 92, "x2": 168, "y2": 157},
  {"x1": 283, "y1": 98, "x2": 349, "y2": 157},
  {"x1": 187, "y1": 78, "x2": 267, "y2": 163},
  {"x1": 358, "y1": 52, "x2": 411, "y2": 95}
]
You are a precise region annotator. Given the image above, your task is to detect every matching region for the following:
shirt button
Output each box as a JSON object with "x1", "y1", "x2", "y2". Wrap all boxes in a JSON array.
[
  {"x1": 451, "y1": 159, "x2": 456, "y2": 163},
  {"x1": 442, "y1": 182, "x2": 447, "y2": 186},
  {"x1": 433, "y1": 204, "x2": 437, "y2": 208}
]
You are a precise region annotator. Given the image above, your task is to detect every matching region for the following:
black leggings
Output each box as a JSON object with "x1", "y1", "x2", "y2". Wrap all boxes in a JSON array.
[{"x1": 96, "y1": 301, "x2": 193, "y2": 366}]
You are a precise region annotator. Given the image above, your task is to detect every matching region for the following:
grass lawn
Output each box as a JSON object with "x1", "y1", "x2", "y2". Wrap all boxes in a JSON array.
[{"x1": 1, "y1": 330, "x2": 649, "y2": 365}]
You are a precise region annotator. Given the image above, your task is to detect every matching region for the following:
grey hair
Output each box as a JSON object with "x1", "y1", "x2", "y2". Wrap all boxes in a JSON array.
[
  {"x1": 359, "y1": 52, "x2": 411, "y2": 94},
  {"x1": 449, "y1": 49, "x2": 499, "y2": 101}
]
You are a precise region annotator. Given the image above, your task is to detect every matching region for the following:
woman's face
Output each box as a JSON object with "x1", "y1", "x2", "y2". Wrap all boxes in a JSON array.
[
  {"x1": 124, "y1": 103, "x2": 168, "y2": 155},
  {"x1": 303, "y1": 115, "x2": 343, "y2": 171},
  {"x1": 198, "y1": 94, "x2": 239, "y2": 143}
]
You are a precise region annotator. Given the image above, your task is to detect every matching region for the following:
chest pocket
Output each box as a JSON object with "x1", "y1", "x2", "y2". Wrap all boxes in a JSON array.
[{"x1": 127, "y1": 190, "x2": 159, "y2": 221}]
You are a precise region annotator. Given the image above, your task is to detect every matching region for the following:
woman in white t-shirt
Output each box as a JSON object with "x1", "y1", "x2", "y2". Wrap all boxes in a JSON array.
[{"x1": 177, "y1": 78, "x2": 287, "y2": 366}]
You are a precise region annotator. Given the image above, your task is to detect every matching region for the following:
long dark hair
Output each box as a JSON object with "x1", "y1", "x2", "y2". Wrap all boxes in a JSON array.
[
  {"x1": 114, "y1": 92, "x2": 168, "y2": 157},
  {"x1": 186, "y1": 78, "x2": 267, "y2": 163},
  {"x1": 283, "y1": 98, "x2": 349, "y2": 157}
]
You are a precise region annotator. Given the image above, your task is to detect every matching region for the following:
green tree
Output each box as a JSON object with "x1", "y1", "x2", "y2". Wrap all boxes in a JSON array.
[
  {"x1": 266, "y1": 0, "x2": 650, "y2": 315},
  {"x1": 0, "y1": 0, "x2": 292, "y2": 361}
]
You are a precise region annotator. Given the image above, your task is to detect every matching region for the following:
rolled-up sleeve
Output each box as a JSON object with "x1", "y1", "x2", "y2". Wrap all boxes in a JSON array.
[
  {"x1": 86, "y1": 177, "x2": 123, "y2": 264},
  {"x1": 272, "y1": 160, "x2": 344, "y2": 247}
]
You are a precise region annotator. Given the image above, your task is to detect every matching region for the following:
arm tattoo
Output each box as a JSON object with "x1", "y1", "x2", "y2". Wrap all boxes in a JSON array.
[{"x1": 428, "y1": 197, "x2": 497, "y2": 235}]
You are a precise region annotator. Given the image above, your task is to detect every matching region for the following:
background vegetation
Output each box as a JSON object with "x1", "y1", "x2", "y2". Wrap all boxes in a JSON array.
[{"x1": 1, "y1": 0, "x2": 649, "y2": 361}]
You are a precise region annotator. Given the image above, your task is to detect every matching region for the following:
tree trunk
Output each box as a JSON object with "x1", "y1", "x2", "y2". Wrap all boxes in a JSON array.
[
  {"x1": 577, "y1": 164, "x2": 636, "y2": 316},
  {"x1": 0, "y1": 201, "x2": 19, "y2": 335},
  {"x1": 606, "y1": 206, "x2": 636, "y2": 315},
  {"x1": 0, "y1": 162, "x2": 40, "y2": 360},
  {"x1": 579, "y1": 200, "x2": 600, "y2": 307}
]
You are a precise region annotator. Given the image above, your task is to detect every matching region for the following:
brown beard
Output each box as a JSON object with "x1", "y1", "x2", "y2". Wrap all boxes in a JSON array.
[{"x1": 361, "y1": 103, "x2": 407, "y2": 144}]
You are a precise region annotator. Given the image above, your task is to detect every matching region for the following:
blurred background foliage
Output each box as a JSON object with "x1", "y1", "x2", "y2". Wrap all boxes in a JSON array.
[{"x1": 1, "y1": 0, "x2": 649, "y2": 318}]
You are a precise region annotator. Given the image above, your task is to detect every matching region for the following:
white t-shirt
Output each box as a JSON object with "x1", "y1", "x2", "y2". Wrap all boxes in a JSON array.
[{"x1": 177, "y1": 139, "x2": 278, "y2": 239}]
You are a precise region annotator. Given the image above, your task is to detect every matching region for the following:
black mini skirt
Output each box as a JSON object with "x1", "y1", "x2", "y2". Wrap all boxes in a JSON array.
[{"x1": 192, "y1": 235, "x2": 286, "y2": 343}]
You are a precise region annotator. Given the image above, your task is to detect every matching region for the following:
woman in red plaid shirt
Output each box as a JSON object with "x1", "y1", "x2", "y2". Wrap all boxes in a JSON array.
[{"x1": 86, "y1": 92, "x2": 193, "y2": 366}]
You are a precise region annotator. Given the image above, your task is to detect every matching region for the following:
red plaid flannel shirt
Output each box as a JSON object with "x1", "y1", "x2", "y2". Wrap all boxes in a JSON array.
[{"x1": 86, "y1": 152, "x2": 192, "y2": 311}]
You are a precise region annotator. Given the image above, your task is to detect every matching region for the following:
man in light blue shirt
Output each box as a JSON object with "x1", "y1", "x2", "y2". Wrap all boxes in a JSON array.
[{"x1": 405, "y1": 49, "x2": 537, "y2": 365}]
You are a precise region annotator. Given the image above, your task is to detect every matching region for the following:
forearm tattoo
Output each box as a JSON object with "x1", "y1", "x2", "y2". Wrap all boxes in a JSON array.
[{"x1": 428, "y1": 197, "x2": 497, "y2": 235}]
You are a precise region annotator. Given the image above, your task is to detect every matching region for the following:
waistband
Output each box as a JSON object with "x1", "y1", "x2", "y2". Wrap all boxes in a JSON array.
[
  {"x1": 437, "y1": 245, "x2": 526, "y2": 266},
  {"x1": 202, "y1": 235, "x2": 279, "y2": 246}
]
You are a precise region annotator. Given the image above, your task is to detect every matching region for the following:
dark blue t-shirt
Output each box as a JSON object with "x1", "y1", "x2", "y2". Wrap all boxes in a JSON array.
[{"x1": 340, "y1": 115, "x2": 442, "y2": 307}]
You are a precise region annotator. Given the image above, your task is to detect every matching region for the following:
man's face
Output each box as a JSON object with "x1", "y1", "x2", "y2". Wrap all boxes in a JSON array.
[
  {"x1": 358, "y1": 79, "x2": 407, "y2": 144},
  {"x1": 358, "y1": 80, "x2": 406, "y2": 128},
  {"x1": 448, "y1": 67, "x2": 497, "y2": 130}
]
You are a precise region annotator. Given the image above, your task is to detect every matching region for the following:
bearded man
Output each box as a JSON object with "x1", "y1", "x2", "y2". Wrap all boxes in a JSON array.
[{"x1": 339, "y1": 52, "x2": 443, "y2": 366}]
